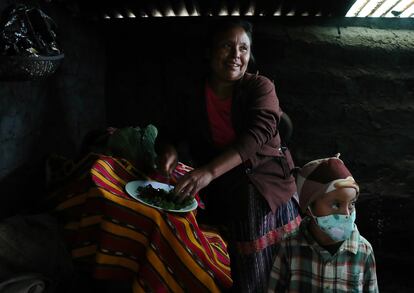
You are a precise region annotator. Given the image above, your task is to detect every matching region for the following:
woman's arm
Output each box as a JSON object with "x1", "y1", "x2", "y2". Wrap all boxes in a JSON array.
[
  {"x1": 233, "y1": 75, "x2": 281, "y2": 162},
  {"x1": 173, "y1": 75, "x2": 280, "y2": 200},
  {"x1": 173, "y1": 148, "x2": 242, "y2": 200},
  {"x1": 154, "y1": 142, "x2": 178, "y2": 177}
]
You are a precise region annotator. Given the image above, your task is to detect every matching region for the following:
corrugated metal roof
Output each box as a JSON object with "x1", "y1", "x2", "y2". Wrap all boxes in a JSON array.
[
  {"x1": 346, "y1": 0, "x2": 414, "y2": 17},
  {"x1": 70, "y1": 0, "x2": 414, "y2": 20},
  {"x1": 74, "y1": 0, "x2": 355, "y2": 20}
]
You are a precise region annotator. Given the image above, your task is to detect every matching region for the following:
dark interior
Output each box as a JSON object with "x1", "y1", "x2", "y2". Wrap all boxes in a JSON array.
[{"x1": 0, "y1": 0, "x2": 413, "y2": 292}]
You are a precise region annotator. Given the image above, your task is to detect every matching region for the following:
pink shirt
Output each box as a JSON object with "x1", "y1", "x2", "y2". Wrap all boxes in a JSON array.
[{"x1": 205, "y1": 83, "x2": 236, "y2": 148}]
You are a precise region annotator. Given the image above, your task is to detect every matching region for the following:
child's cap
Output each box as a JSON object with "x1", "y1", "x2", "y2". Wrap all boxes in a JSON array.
[{"x1": 296, "y1": 153, "x2": 359, "y2": 213}]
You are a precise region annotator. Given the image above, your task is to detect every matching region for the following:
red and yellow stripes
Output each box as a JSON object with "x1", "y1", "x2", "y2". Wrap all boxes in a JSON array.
[{"x1": 53, "y1": 154, "x2": 232, "y2": 292}]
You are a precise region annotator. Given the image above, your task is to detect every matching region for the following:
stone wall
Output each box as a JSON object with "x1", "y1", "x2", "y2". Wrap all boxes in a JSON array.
[{"x1": 251, "y1": 20, "x2": 414, "y2": 291}]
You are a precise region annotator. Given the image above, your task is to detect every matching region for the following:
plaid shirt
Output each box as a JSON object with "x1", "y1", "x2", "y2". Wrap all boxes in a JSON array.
[{"x1": 268, "y1": 217, "x2": 378, "y2": 293}]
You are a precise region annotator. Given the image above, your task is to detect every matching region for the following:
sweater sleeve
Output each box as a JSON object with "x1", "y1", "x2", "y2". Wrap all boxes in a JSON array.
[{"x1": 232, "y1": 75, "x2": 281, "y2": 162}]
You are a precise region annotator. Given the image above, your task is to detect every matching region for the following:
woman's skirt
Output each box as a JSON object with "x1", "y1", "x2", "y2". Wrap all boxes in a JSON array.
[{"x1": 226, "y1": 184, "x2": 301, "y2": 293}]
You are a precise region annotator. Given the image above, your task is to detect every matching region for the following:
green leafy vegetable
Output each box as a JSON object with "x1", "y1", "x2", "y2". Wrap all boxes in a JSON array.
[
  {"x1": 106, "y1": 125, "x2": 158, "y2": 170},
  {"x1": 137, "y1": 185, "x2": 194, "y2": 210}
]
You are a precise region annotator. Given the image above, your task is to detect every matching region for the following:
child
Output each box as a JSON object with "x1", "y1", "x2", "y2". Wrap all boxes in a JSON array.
[{"x1": 268, "y1": 154, "x2": 378, "y2": 292}]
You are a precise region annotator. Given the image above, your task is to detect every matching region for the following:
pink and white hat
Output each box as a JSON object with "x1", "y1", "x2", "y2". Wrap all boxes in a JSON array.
[{"x1": 296, "y1": 154, "x2": 359, "y2": 213}]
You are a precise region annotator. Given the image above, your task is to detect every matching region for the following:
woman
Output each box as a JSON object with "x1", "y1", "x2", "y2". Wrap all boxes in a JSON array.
[{"x1": 156, "y1": 20, "x2": 301, "y2": 293}]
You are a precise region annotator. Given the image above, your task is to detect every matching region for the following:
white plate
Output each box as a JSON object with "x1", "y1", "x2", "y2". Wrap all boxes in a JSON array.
[{"x1": 125, "y1": 180, "x2": 198, "y2": 213}]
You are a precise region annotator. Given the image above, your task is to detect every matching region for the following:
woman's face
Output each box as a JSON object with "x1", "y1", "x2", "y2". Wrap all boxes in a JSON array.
[{"x1": 210, "y1": 26, "x2": 251, "y2": 83}]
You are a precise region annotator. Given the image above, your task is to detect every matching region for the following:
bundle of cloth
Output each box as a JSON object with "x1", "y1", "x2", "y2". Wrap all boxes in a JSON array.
[{"x1": 46, "y1": 125, "x2": 232, "y2": 292}]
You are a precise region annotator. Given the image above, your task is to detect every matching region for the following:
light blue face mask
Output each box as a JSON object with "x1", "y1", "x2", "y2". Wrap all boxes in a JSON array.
[{"x1": 312, "y1": 210, "x2": 356, "y2": 242}]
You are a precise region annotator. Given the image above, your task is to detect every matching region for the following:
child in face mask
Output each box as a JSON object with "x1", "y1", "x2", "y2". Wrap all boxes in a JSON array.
[{"x1": 268, "y1": 154, "x2": 379, "y2": 293}]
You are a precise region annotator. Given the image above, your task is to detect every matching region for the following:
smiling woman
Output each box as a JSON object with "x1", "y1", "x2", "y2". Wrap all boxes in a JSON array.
[
  {"x1": 209, "y1": 24, "x2": 251, "y2": 83},
  {"x1": 155, "y1": 19, "x2": 301, "y2": 293}
]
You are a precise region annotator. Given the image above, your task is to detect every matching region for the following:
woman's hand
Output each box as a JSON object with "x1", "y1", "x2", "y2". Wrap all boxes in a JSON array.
[
  {"x1": 174, "y1": 148, "x2": 243, "y2": 202},
  {"x1": 156, "y1": 144, "x2": 178, "y2": 176},
  {"x1": 174, "y1": 167, "x2": 214, "y2": 202}
]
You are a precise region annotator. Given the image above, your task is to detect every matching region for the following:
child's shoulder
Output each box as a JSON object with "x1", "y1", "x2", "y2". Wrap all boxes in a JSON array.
[
  {"x1": 357, "y1": 233, "x2": 375, "y2": 254},
  {"x1": 345, "y1": 226, "x2": 375, "y2": 259},
  {"x1": 279, "y1": 227, "x2": 306, "y2": 247}
]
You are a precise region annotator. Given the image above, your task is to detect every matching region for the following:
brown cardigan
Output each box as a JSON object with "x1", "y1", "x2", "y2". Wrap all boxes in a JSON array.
[{"x1": 158, "y1": 72, "x2": 297, "y2": 214}]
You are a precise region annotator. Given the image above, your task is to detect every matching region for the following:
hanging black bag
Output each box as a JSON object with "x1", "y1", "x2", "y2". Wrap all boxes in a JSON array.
[{"x1": 0, "y1": 4, "x2": 64, "y2": 80}]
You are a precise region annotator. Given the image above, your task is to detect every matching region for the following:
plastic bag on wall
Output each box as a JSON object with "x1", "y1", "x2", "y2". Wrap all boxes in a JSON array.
[
  {"x1": 0, "y1": 3, "x2": 64, "y2": 80},
  {"x1": 0, "y1": 3, "x2": 62, "y2": 57}
]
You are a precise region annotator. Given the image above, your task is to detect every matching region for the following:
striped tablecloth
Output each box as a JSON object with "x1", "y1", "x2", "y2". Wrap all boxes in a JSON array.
[{"x1": 50, "y1": 153, "x2": 232, "y2": 292}]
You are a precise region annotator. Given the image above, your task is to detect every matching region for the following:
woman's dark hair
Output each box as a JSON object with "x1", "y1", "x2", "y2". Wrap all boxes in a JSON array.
[
  {"x1": 206, "y1": 18, "x2": 257, "y2": 72},
  {"x1": 207, "y1": 19, "x2": 253, "y2": 46}
]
